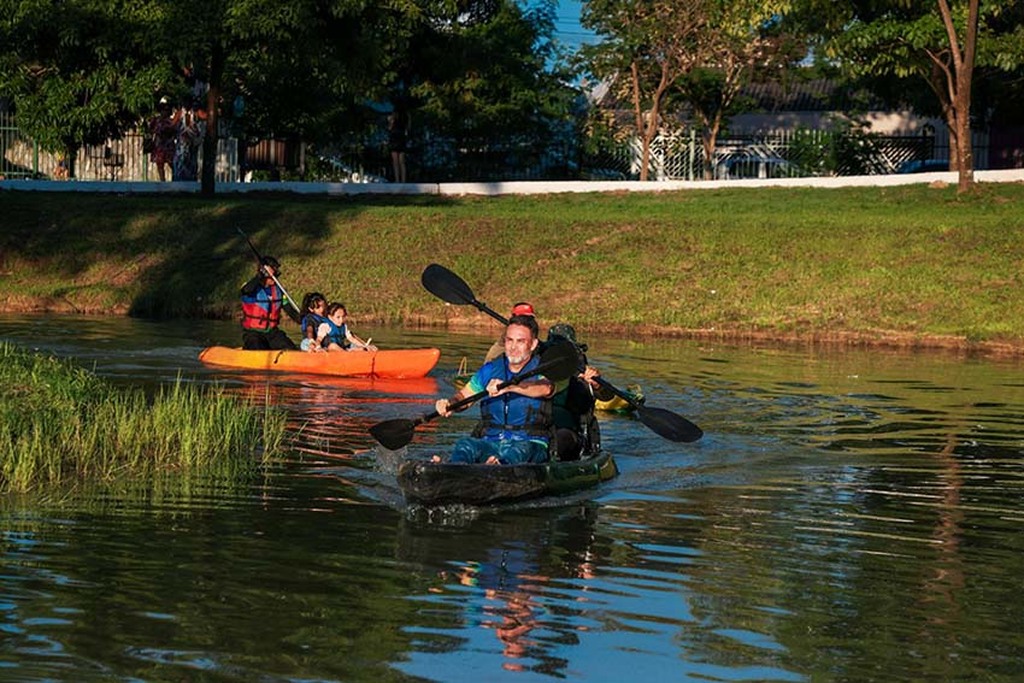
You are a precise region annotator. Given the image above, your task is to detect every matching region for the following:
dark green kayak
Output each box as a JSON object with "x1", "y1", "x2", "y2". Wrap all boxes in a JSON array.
[{"x1": 397, "y1": 449, "x2": 618, "y2": 506}]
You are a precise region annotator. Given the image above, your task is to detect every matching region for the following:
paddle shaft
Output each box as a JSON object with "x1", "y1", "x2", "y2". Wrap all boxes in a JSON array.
[
  {"x1": 471, "y1": 300, "x2": 508, "y2": 324},
  {"x1": 434, "y1": 353, "x2": 567, "y2": 417},
  {"x1": 434, "y1": 348, "x2": 577, "y2": 421},
  {"x1": 593, "y1": 376, "x2": 641, "y2": 409},
  {"x1": 369, "y1": 347, "x2": 577, "y2": 449},
  {"x1": 238, "y1": 228, "x2": 299, "y2": 313}
]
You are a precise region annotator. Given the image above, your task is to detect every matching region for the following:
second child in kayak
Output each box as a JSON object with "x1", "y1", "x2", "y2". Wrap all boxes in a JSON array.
[
  {"x1": 299, "y1": 292, "x2": 328, "y2": 352},
  {"x1": 317, "y1": 303, "x2": 378, "y2": 352}
]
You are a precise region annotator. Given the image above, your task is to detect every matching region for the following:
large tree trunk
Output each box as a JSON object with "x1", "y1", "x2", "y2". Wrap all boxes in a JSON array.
[
  {"x1": 700, "y1": 110, "x2": 725, "y2": 180},
  {"x1": 630, "y1": 62, "x2": 651, "y2": 181},
  {"x1": 942, "y1": 100, "x2": 973, "y2": 186},
  {"x1": 631, "y1": 60, "x2": 673, "y2": 181},
  {"x1": 936, "y1": 0, "x2": 979, "y2": 194},
  {"x1": 639, "y1": 136, "x2": 653, "y2": 181},
  {"x1": 953, "y1": 105, "x2": 974, "y2": 192},
  {"x1": 201, "y1": 41, "x2": 225, "y2": 197}
]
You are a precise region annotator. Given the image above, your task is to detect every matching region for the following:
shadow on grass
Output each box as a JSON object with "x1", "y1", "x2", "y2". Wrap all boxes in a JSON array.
[{"x1": 0, "y1": 191, "x2": 458, "y2": 319}]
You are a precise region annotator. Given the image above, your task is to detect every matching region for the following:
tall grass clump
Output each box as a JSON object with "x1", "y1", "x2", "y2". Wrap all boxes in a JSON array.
[{"x1": 0, "y1": 343, "x2": 287, "y2": 495}]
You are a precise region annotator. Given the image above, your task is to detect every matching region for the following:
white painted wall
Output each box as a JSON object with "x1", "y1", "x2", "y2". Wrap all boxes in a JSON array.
[{"x1": 2, "y1": 169, "x2": 1021, "y2": 196}]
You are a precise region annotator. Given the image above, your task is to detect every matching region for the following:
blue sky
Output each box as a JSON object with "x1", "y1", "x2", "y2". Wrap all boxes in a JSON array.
[{"x1": 553, "y1": 0, "x2": 598, "y2": 50}]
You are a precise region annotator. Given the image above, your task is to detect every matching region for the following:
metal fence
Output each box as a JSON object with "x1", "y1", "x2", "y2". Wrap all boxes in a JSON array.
[
  {"x1": 1, "y1": 112, "x2": 990, "y2": 184},
  {"x1": 0, "y1": 112, "x2": 240, "y2": 182},
  {"x1": 579, "y1": 127, "x2": 984, "y2": 182}
]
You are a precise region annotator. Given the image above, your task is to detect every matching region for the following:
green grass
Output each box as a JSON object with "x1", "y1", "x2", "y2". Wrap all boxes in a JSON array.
[
  {"x1": 0, "y1": 343, "x2": 287, "y2": 495},
  {"x1": 2, "y1": 183, "x2": 1024, "y2": 350}
]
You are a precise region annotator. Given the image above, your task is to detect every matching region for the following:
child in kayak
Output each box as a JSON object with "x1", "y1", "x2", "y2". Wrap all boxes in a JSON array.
[
  {"x1": 299, "y1": 292, "x2": 328, "y2": 352},
  {"x1": 318, "y1": 302, "x2": 378, "y2": 352}
]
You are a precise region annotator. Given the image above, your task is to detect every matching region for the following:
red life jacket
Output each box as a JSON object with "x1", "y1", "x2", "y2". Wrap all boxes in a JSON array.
[{"x1": 241, "y1": 282, "x2": 283, "y2": 331}]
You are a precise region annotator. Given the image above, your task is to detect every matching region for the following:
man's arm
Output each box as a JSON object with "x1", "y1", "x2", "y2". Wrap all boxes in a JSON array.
[
  {"x1": 435, "y1": 386, "x2": 472, "y2": 417},
  {"x1": 239, "y1": 274, "x2": 262, "y2": 296},
  {"x1": 488, "y1": 377, "x2": 553, "y2": 399},
  {"x1": 582, "y1": 366, "x2": 615, "y2": 401}
]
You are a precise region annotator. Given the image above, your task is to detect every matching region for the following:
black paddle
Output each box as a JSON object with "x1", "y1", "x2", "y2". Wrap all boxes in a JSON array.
[
  {"x1": 420, "y1": 263, "x2": 703, "y2": 443},
  {"x1": 369, "y1": 340, "x2": 581, "y2": 450},
  {"x1": 421, "y1": 263, "x2": 508, "y2": 321},
  {"x1": 592, "y1": 377, "x2": 702, "y2": 442}
]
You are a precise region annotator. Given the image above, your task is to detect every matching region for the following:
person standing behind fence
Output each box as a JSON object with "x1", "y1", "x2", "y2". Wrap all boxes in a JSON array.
[
  {"x1": 173, "y1": 98, "x2": 206, "y2": 182},
  {"x1": 388, "y1": 108, "x2": 410, "y2": 183},
  {"x1": 147, "y1": 97, "x2": 177, "y2": 181}
]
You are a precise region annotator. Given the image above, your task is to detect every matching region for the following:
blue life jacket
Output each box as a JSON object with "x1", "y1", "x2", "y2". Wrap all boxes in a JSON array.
[
  {"x1": 320, "y1": 319, "x2": 349, "y2": 349},
  {"x1": 300, "y1": 312, "x2": 327, "y2": 339},
  {"x1": 468, "y1": 355, "x2": 552, "y2": 442}
]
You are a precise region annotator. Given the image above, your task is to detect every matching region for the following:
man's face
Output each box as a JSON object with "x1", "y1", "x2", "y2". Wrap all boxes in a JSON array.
[{"x1": 503, "y1": 323, "x2": 537, "y2": 365}]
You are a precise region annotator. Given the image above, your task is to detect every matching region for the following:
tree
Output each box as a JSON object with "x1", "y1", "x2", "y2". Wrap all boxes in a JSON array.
[
  {"x1": 1, "y1": 0, "x2": 579, "y2": 187},
  {"x1": 795, "y1": 0, "x2": 1024, "y2": 193},
  {"x1": 0, "y1": 0, "x2": 412, "y2": 190},
  {"x1": 0, "y1": 0, "x2": 171, "y2": 178},
  {"x1": 938, "y1": 0, "x2": 980, "y2": 191},
  {"x1": 579, "y1": 0, "x2": 708, "y2": 181},
  {"x1": 399, "y1": 0, "x2": 579, "y2": 180},
  {"x1": 159, "y1": 0, "x2": 408, "y2": 194},
  {"x1": 672, "y1": 0, "x2": 800, "y2": 179}
]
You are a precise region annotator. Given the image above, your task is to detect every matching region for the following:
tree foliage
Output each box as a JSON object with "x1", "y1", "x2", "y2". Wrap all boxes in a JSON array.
[
  {"x1": 398, "y1": 0, "x2": 579, "y2": 179},
  {"x1": 0, "y1": 0, "x2": 172, "y2": 175},
  {"x1": 792, "y1": 0, "x2": 1024, "y2": 191},
  {"x1": 672, "y1": 0, "x2": 801, "y2": 179},
  {"x1": 579, "y1": 0, "x2": 709, "y2": 180},
  {"x1": 1, "y1": 0, "x2": 572, "y2": 187},
  {"x1": 0, "y1": 0, "x2": 409, "y2": 186},
  {"x1": 578, "y1": 0, "x2": 802, "y2": 181},
  {"x1": 153, "y1": 0, "x2": 413, "y2": 193}
]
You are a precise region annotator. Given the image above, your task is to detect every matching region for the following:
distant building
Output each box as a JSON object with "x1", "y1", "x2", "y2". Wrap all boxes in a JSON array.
[{"x1": 584, "y1": 76, "x2": 1024, "y2": 178}]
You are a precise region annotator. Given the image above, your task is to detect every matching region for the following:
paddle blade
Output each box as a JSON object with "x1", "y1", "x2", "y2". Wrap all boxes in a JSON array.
[
  {"x1": 636, "y1": 405, "x2": 703, "y2": 443},
  {"x1": 422, "y1": 264, "x2": 476, "y2": 306},
  {"x1": 537, "y1": 340, "x2": 584, "y2": 383},
  {"x1": 369, "y1": 418, "x2": 418, "y2": 450}
]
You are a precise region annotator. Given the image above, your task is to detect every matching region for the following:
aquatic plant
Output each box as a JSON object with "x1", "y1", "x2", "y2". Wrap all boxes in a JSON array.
[{"x1": 0, "y1": 343, "x2": 287, "y2": 495}]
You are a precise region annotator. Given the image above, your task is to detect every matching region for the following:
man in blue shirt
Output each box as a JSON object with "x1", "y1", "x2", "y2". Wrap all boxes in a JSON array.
[{"x1": 435, "y1": 315, "x2": 555, "y2": 464}]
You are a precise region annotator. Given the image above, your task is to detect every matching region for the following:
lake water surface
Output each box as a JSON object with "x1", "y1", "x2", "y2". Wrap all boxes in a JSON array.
[{"x1": 1, "y1": 316, "x2": 1021, "y2": 682}]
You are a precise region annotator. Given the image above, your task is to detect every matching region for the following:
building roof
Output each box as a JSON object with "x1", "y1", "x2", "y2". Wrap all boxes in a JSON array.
[
  {"x1": 741, "y1": 79, "x2": 886, "y2": 113},
  {"x1": 590, "y1": 76, "x2": 888, "y2": 115}
]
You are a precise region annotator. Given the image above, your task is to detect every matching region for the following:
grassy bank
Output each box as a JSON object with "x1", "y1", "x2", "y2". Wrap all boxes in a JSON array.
[
  {"x1": 0, "y1": 343, "x2": 287, "y2": 495},
  {"x1": 2, "y1": 183, "x2": 1024, "y2": 353}
]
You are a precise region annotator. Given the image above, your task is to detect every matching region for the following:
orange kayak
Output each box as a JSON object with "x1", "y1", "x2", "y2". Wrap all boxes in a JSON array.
[{"x1": 198, "y1": 346, "x2": 440, "y2": 379}]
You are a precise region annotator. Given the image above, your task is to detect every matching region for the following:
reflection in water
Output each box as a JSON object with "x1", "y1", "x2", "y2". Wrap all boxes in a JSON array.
[
  {"x1": 919, "y1": 431, "x2": 965, "y2": 668},
  {"x1": 227, "y1": 373, "x2": 440, "y2": 463},
  {"x1": 395, "y1": 506, "x2": 610, "y2": 679},
  {"x1": 0, "y1": 316, "x2": 1023, "y2": 682}
]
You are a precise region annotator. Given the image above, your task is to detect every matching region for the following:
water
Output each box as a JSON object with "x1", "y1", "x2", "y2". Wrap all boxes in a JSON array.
[{"x1": 1, "y1": 315, "x2": 1022, "y2": 682}]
